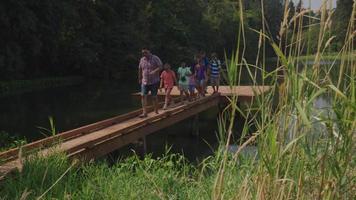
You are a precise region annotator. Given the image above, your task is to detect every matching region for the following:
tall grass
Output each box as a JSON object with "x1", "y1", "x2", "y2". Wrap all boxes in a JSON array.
[
  {"x1": 212, "y1": 0, "x2": 355, "y2": 199},
  {"x1": 0, "y1": 0, "x2": 355, "y2": 199}
]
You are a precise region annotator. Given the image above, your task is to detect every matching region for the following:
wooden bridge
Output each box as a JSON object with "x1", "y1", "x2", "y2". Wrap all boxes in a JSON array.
[{"x1": 0, "y1": 86, "x2": 270, "y2": 178}]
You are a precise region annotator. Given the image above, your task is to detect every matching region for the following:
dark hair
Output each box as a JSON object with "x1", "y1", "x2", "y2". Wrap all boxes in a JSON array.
[{"x1": 142, "y1": 47, "x2": 150, "y2": 51}]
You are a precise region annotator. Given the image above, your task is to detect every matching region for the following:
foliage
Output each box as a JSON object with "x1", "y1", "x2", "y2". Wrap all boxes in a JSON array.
[
  {"x1": 0, "y1": 0, "x2": 278, "y2": 80},
  {"x1": 0, "y1": 76, "x2": 83, "y2": 96},
  {"x1": 333, "y1": 0, "x2": 355, "y2": 50},
  {"x1": 0, "y1": 131, "x2": 27, "y2": 152}
]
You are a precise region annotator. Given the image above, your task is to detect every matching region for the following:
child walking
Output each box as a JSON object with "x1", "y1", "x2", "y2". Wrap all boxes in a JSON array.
[
  {"x1": 195, "y1": 56, "x2": 207, "y2": 97},
  {"x1": 177, "y1": 62, "x2": 191, "y2": 103},
  {"x1": 209, "y1": 52, "x2": 221, "y2": 93},
  {"x1": 188, "y1": 64, "x2": 196, "y2": 100},
  {"x1": 160, "y1": 63, "x2": 177, "y2": 110}
]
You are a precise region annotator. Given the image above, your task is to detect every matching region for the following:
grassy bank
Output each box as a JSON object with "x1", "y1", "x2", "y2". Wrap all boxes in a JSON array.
[
  {"x1": 0, "y1": 76, "x2": 84, "y2": 96},
  {"x1": 0, "y1": 131, "x2": 27, "y2": 152}
]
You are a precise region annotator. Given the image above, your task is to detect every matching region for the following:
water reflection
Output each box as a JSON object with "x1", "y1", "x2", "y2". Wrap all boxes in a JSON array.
[{"x1": 0, "y1": 82, "x2": 138, "y2": 141}]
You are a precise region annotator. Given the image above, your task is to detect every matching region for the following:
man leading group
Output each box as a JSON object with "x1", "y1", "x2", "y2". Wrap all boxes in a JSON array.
[{"x1": 138, "y1": 47, "x2": 163, "y2": 118}]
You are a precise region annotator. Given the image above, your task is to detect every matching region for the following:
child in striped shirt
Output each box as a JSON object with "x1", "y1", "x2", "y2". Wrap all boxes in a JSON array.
[{"x1": 209, "y1": 53, "x2": 221, "y2": 93}]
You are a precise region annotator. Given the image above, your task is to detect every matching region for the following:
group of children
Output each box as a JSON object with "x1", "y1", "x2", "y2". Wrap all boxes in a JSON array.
[{"x1": 159, "y1": 52, "x2": 222, "y2": 110}]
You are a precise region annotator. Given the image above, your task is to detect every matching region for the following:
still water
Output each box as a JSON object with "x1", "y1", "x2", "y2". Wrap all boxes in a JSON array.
[{"x1": 0, "y1": 82, "x2": 220, "y2": 160}]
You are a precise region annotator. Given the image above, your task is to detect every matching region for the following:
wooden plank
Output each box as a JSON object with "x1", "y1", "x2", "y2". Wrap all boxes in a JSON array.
[
  {"x1": 0, "y1": 86, "x2": 268, "y2": 177},
  {"x1": 0, "y1": 102, "x2": 166, "y2": 163},
  {"x1": 0, "y1": 95, "x2": 219, "y2": 176},
  {"x1": 132, "y1": 85, "x2": 271, "y2": 97},
  {"x1": 71, "y1": 96, "x2": 220, "y2": 161},
  {"x1": 50, "y1": 95, "x2": 218, "y2": 156}
]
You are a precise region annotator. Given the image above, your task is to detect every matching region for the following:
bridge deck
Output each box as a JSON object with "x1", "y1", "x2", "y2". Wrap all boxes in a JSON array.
[
  {"x1": 133, "y1": 86, "x2": 270, "y2": 96},
  {"x1": 0, "y1": 95, "x2": 221, "y2": 178},
  {"x1": 0, "y1": 86, "x2": 270, "y2": 178}
]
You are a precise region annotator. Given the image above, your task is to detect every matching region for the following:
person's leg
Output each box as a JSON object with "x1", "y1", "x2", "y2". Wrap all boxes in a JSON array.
[
  {"x1": 195, "y1": 81, "x2": 200, "y2": 98},
  {"x1": 179, "y1": 85, "x2": 184, "y2": 103},
  {"x1": 167, "y1": 88, "x2": 172, "y2": 107},
  {"x1": 184, "y1": 88, "x2": 190, "y2": 102},
  {"x1": 141, "y1": 95, "x2": 148, "y2": 115},
  {"x1": 200, "y1": 80, "x2": 206, "y2": 97},
  {"x1": 153, "y1": 96, "x2": 159, "y2": 114},
  {"x1": 183, "y1": 85, "x2": 190, "y2": 101},
  {"x1": 196, "y1": 85, "x2": 201, "y2": 98},
  {"x1": 151, "y1": 83, "x2": 159, "y2": 114},
  {"x1": 163, "y1": 88, "x2": 168, "y2": 109},
  {"x1": 180, "y1": 90, "x2": 184, "y2": 103},
  {"x1": 204, "y1": 79, "x2": 208, "y2": 94},
  {"x1": 211, "y1": 78, "x2": 216, "y2": 93},
  {"x1": 140, "y1": 84, "x2": 148, "y2": 117},
  {"x1": 189, "y1": 86, "x2": 194, "y2": 100},
  {"x1": 216, "y1": 77, "x2": 220, "y2": 92}
]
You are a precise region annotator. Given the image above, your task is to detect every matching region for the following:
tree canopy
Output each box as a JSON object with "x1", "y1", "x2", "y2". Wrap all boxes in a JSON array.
[{"x1": 0, "y1": 0, "x2": 352, "y2": 81}]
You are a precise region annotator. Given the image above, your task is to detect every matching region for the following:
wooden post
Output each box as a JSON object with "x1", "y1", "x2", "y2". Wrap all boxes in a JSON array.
[
  {"x1": 135, "y1": 136, "x2": 147, "y2": 158},
  {"x1": 218, "y1": 100, "x2": 226, "y2": 116}
]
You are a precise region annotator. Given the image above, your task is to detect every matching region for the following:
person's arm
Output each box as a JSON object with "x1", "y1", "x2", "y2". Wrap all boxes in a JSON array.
[
  {"x1": 205, "y1": 59, "x2": 211, "y2": 76},
  {"x1": 207, "y1": 65, "x2": 211, "y2": 77},
  {"x1": 151, "y1": 67, "x2": 161, "y2": 74},
  {"x1": 218, "y1": 60, "x2": 222, "y2": 78},
  {"x1": 177, "y1": 68, "x2": 181, "y2": 82},
  {"x1": 160, "y1": 73, "x2": 163, "y2": 89},
  {"x1": 173, "y1": 71, "x2": 177, "y2": 86},
  {"x1": 204, "y1": 68, "x2": 208, "y2": 83},
  {"x1": 150, "y1": 56, "x2": 163, "y2": 74},
  {"x1": 138, "y1": 64, "x2": 142, "y2": 84},
  {"x1": 187, "y1": 68, "x2": 192, "y2": 76}
]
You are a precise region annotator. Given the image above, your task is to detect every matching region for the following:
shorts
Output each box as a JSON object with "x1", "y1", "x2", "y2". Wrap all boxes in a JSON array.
[
  {"x1": 141, "y1": 83, "x2": 159, "y2": 96},
  {"x1": 164, "y1": 86, "x2": 173, "y2": 90},
  {"x1": 179, "y1": 84, "x2": 189, "y2": 92},
  {"x1": 196, "y1": 79, "x2": 205, "y2": 87},
  {"x1": 189, "y1": 85, "x2": 195, "y2": 93},
  {"x1": 210, "y1": 77, "x2": 220, "y2": 86}
]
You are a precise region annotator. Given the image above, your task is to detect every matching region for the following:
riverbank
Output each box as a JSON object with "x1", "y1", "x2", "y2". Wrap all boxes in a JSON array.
[
  {"x1": 296, "y1": 52, "x2": 356, "y2": 61},
  {"x1": 0, "y1": 76, "x2": 84, "y2": 97},
  {"x1": 267, "y1": 51, "x2": 356, "y2": 63}
]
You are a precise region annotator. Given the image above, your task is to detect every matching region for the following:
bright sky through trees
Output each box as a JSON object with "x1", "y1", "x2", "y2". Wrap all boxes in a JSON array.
[{"x1": 295, "y1": 0, "x2": 337, "y2": 10}]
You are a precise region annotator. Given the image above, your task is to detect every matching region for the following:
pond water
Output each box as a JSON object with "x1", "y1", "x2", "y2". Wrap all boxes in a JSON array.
[{"x1": 0, "y1": 81, "x2": 221, "y2": 161}]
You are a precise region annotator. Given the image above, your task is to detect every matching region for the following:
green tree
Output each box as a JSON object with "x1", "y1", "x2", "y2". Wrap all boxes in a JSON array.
[{"x1": 333, "y1": 0, "x2": 354, "y2": 50}]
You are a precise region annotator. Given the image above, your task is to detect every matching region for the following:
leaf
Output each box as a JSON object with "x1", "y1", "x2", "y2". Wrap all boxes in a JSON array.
[
  {"x1": 307, "y1": 88, "x2": 327, "y2": 106},
  {"x1": 295, "y1": 102, "x2": 311, "y2": 128},
  {"x1": 281, "y1": 134, "x2": 305, "y2": 156},
  {"x1": 328, "y1": 84, "x2": 347, "y2": 99},
  {"x1": 271, "y1": 43, "x2": 288, "y2": 67}
]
